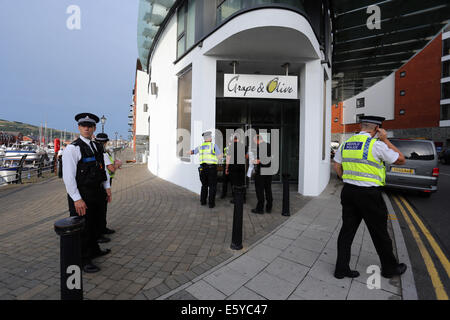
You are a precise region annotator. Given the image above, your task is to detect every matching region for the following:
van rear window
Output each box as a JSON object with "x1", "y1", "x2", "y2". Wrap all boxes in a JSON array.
[{"x1": 390, "y1": 140, "x2": 435, "y2": 160}]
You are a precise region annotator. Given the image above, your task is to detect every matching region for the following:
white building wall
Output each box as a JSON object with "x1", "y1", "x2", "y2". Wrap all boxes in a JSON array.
[
  {"x1": 148, "y1": 8, "x2": 331, "y2": 196},
  {"x1": 135, "y1": 70, "x2": 150, "y2": 136},
  {"x1": 342, "y1": 73, "x2": 396, "y2": 124}
]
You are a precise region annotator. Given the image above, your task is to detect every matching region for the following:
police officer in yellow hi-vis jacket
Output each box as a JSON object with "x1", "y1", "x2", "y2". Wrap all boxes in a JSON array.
[
  {"x1": 191, "y1": 131, "x2": 222, "y2": 208},
  {"x1": 333, "y1": 116, "x2": 407, "y2": 279}
]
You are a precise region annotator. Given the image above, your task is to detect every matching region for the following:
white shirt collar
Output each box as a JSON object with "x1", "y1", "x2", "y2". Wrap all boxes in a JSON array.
[
  {"x1": 358, "y1": 131, "x2": 372, "y2": 137},
  {"x1": 80, "y1": 135, "x2": 92, "y2": 144}
]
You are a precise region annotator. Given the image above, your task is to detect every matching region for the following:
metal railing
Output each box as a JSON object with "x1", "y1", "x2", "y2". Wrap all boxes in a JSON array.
[{"x1": 0, "y1": 155, "x2": 56, "y2": 186}]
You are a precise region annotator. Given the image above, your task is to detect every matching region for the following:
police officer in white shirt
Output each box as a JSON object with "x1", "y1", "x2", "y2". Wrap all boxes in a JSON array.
[
  {"x1": 62, "y1": 113, "x2": 112, "y2": 273},
  {"x1": 333, "y1": 116, "x2": 407, "y2": 279}
]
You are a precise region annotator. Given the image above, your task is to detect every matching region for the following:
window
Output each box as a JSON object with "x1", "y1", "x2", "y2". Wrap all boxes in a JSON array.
[
  {"x1": 334, "y1": 117, "x2": 339, "y2": 122},
  {"x1": 443, "y1": 82, "x2": 450, "y2": 100},
  {"x1": 177, "y1": 67, "x2": 192, "y2": 161},
  {"x1": 443, "y1": 61, "x2": 450, "y2": 78},
  {"x1": 390, "y1": 140, "x2": 435, "y2": 161},
  {"x1": 400, "y1": 71, "x2": 406, "y2": 78},
  {"x1": 177, "y1": 0, "x2": 196, "y2": 58},
  {"x1": 443, "y1": 38, "x2": 450, "y2": 57},
  {"x1": 441, "y1": 104, "x2": 450, "y2": 121},
  {"x1": 356, "y1": 113, "x2": 364, "y2": 123},
  {"x1": 400, "y1": 90, "x2": 406, "y2": 96},
  {"x1": 322, "y1": 71, "x2": 328, "y2": 160},
  {"x1": 143, "y1": 104, "x2": 148, "y2": 112},
  {"x1": 356, "y1": 97, "x2": 365, "y2": 108}
]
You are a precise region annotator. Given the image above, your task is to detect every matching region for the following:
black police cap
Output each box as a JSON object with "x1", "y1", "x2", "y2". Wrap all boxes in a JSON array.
[
  {"x1": 75, "y1": 113, "x2": 100, "y2": 125},
  {"x1": 359, "y1": 116, "x2": 385, "y2": 127},
  {"x1": 95, "y1": 133, "x2": 109, "y2": 142}
]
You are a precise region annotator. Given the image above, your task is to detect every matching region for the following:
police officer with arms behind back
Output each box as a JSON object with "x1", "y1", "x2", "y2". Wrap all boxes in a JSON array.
[
  {"x1": 333, "y1": 116, "x2": 407, "y2": 279},
  {"x1": 191, "y1": 131, "x2": 222, "y2": 208},
  {"x1": 62, "y1": 113, "x2": 112, "y2": 273}
]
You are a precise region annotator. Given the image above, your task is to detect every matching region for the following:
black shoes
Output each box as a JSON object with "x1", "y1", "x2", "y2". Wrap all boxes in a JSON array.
[
  {"x1": 97, "y1": 236, "x2": 111, "y2": 243},
  {"x1": 83, "y1": 261, "x2": 100, "y2": 273},
  {"x1": 201, "y1": 202, "x2": 207, "y2": 206},
  {"x1": 382, "y1": 263, "x2": 407, "y2": 278},
  {"x1": 251, "y1": 208, "x2": 264, "y2": 214},
  {"x1": 103, "y1": 228, "x2": 115, "y2": 235},
  {"x1": 92, "y1": 248, "x2": 111, "y2": 259},
  {"x1": 209, "y1": 204, "x2": 215, "y2": 208},
  {"x1": 334, "y1": 269, "x2": 360, "y2": 279}
]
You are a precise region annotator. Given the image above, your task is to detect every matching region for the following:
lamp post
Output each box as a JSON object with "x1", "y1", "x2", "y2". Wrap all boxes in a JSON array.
[
  {"x1": 115, "y1": 132, "x2": 118, "y2": 147},
  {"x1": 100, "y1": 115, "x2": 106, "y2": 133}
]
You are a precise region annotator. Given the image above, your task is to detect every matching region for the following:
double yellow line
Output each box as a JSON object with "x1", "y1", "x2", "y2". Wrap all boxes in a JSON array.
[{"x1": 392, "y1": 195, "x2": 449, "y2": 300}]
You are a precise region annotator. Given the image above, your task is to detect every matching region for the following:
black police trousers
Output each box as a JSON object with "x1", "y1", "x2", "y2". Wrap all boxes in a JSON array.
[
  {"x1": 68, "y1": 187, "x2": 107, "y2": 262},
  {"x1": 98, "y1": 178, "x2": 112, "y2": 235},
  {"x1": 335, "y1": 183, "x2": 398, "y2": 273},
  {"x1": 254, "y1": 170, "x2": 273, "y2": 211},
  {"x1": 199, "y1": 164, "x2": 217, "y2": 206}
]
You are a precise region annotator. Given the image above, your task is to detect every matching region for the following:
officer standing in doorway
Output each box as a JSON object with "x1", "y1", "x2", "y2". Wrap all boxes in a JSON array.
[
  {"x1": 191, "y1": 131, "x2": 222, "y2": 208},
  {"x1": 333, "y1": 116, "x2": 407, "y2": 279},
  {"x1": 62, "y1": 113, "x2": 112, "y2": 273},
  {"x1": 251, "y1": 134, "x2": 273, "y2": 214}
]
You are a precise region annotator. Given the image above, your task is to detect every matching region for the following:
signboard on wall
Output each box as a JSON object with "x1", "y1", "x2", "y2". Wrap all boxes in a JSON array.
[{"x1": 224, "y1": 74, "x2": 298, "y2": 99}]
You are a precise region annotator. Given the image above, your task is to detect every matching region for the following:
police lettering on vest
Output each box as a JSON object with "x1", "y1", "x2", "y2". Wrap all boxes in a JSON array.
[{"x1": 341, "y1": 135, "x2": 386, "y2": 186}]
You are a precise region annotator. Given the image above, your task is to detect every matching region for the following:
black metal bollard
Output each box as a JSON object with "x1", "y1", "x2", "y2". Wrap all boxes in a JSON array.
[
  {"x1": 54, "y1": 216, "x2": 85, "y2": 300},
  {"x1": 282, "y1": 174, "x2": 290, "y2": 216},
  {"x1": 230, "y1": 185, "x2": 245, "y2": 250}
]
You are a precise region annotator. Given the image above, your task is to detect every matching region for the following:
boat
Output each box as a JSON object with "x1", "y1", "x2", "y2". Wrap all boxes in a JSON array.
[{"x1": 4, "y1": 141, "x2": 47, "y2": 163}]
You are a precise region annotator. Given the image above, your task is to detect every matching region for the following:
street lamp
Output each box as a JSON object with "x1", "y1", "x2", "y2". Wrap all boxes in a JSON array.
[
  {"x1": 115, "y1": 132, "x2": 118, "y2": 147},
  {"x1": 100, "y1": 115, "x2": 106, "y2": 133}
]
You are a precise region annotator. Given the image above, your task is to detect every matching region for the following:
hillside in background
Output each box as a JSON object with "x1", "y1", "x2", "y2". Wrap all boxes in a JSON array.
[{"x1": 0, "y1": 119, "x2": 75, "y2": 139}]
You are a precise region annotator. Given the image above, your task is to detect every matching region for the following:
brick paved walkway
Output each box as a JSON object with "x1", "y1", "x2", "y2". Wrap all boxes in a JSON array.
[{"x1": 0, "y1": 148, "x2": 311, "y2": 300}]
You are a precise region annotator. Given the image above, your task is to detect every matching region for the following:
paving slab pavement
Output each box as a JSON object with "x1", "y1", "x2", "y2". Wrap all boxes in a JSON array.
[
  {"x1": 0, "y1": 148, "x2": 310, "y2": 300},
  {"x1": 161, "y1": 172, "x2": 418, "y2": 300}
]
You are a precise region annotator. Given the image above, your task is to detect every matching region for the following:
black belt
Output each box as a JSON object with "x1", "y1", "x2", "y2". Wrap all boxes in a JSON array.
[{"x1": 201, "y1": 163, "x2": 217, "y2": 167}]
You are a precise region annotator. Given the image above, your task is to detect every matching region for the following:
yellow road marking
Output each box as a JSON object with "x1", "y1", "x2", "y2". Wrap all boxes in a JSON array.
[
  {"x1": 392, "y1": 196, "x2": 448, "y2": 300},
  {"x1": 399, "y1": 195, "x2": 450, "y2": 279}
]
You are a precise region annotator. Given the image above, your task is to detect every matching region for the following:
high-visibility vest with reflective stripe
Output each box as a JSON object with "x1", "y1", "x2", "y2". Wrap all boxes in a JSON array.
[
  {"x1": 199, "y1": 142, "x2": 218, "y2": 164},
  {"x1": 341, "y1": 134, "x2": 386, "y2": 186},
  {"x1": 107, "y1": 153, "x2": 115, "y2": 178}
]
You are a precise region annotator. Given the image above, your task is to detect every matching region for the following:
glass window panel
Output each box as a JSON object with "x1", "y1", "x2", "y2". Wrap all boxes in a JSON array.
[
  {"x1": 177, "y1": 36, "x2": 186, "y2": 57},
  {"x1": 443, "y1": 61, "x2": 450, "y2": 78},
  {"x1": 186, "y1": 0, "x2": 196, "y2": 49},
  {"x1": 177, "y1": 68, "x2": 192, "y2": 161},
  {"x1": 177, "y1": 5, "x2": 185, "y2": 36},
  {"x1": 441, "y1": 104, "x2": 450, "y2": 121},
  {"x1": 443, "y1": 38, "x2": 450, "y2": 57},
  {"x1": 443, "y1": 82, "x2": 450, "y2": 100},
  {"x1": 217, "y1": 0, "x2": 242, "y2": 23}
]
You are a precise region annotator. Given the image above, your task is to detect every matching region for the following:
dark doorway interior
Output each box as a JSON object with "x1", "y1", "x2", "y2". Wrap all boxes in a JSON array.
[{"x1": 216, "y1": 98, "x2": 299, "y2": 183}]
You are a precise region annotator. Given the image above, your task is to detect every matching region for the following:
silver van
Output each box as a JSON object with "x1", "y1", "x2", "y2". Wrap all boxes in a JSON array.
[{"x1": 385, "y1": 139, "x2": 439, "y2": 196}]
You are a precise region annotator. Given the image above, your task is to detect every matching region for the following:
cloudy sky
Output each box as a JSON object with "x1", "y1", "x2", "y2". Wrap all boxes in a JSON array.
[{"x1": 0, "y1": 0, "x2": 139, "y2": 139}]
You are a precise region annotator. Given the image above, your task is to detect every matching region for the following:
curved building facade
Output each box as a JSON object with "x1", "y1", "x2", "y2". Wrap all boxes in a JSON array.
[{"x1": 138, "y1": 0, "x2": 333, "y2": 196}]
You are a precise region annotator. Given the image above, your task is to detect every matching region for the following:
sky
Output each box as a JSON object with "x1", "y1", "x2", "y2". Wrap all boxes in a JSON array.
[{"x1": 0, "y1": 0, "x2": 139, "y2": 140}]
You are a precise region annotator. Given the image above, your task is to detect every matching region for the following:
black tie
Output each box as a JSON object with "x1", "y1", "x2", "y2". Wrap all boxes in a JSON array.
[{"x1": 90, "y1": 141, "x2": 97, "y2": 155}]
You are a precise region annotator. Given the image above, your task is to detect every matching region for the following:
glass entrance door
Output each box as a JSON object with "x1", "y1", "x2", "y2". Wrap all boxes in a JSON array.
[{"x1": 216, "y1": 97, "x2": 299, "y2": 183}]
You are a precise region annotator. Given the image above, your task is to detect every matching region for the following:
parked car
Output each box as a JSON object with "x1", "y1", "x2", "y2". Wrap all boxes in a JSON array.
[
  {"x1": 439, "y1": 148, "x2": 450, "y2": 164},
  {"x1": 385, "y1": 139, "x2": 439, "y2": 197}
]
